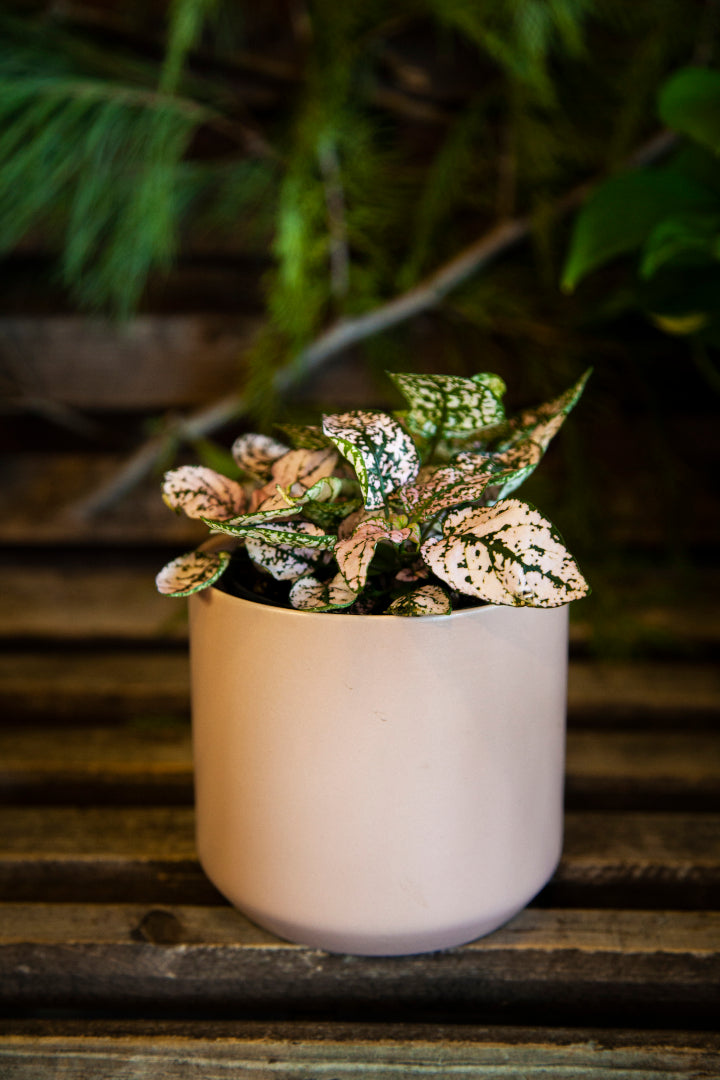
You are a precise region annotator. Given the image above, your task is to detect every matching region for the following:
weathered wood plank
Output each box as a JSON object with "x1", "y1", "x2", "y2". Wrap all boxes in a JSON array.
[
  {"x1": 0, "y1": 807, "x2": 717, "y2": 907},
  {"x1": 2, "y1": 724, "x2": 719, "y2": 810},
  {"x1": 3, "y1": 555, "x2": 720, "y2": 651},
  {"x1": 0, "y1": 455, "x2": 205, "y2": 546},
  {"x1": 1, "y1": 904, "x2": 717, "y2": 1022},
  {"x1": 0, "y1": 315, "x2": 260, "y2": 409},
  {"x1": 1, "y1": 1023, "x2": 719, "y2": 1079},
  {"x1": 1, "y1": 651, "x2": 718, "y2": 725}
]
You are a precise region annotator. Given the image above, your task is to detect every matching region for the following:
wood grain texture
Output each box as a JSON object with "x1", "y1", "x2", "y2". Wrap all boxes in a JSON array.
[
  {"x1": 1, "y1": 1023, "x2": 719, "y2": 1079},
  {"x1": 2, "y1": 650, "x2": 718, "y2": 725},
  {"x1": 3, "y1": 554, "x2": 720, "y2": 651},
  {"x1": 1, "y1": 315, "x2": 259, "y2": 409},
  {"x1": 1, "y1": 806, "x2": 717, "y2": 906},
  {"x1": 2, "y1": 723, "x2": 719, "y2": 808},
  {"x1": 1, "y1": 905, "x2": 718, "y2": 1022}
]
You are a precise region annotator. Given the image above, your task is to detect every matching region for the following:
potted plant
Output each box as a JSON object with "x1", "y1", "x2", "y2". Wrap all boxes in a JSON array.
[{"x1": 157, "y1": 369, "x2": 590, "y2": 956}]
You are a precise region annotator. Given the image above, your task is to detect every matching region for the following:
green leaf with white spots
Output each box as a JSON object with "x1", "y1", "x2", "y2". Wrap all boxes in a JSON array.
[
  {"x1": 385, "y1": 584, "x2": 452, "y2": 616},
  {"x1": 275, "y1": 424, "x2": 334, "y2": 451},
  {"x1": 231, "y1": 433, "x2": 290, "y2": 479},
  {"x1": 161, "y1": 466, "x2": 246, "y2": 521},
  {"x1": 335, "y1": 518, "x2": 418, "y2": 593},
  {"x1": 322, "y1": 411, "x2": 420, "y2": 511},
  {"x1": 246, "y1": 523, "x2": 331, "y2": 582},
  {"x1": 389, "y1": 372, "x2": 506, "y2": 439},
  {"x1": 221, "y1": 521, "x2": 334, "y2": 549},
  {"x1": 155, "y1": 548, "x2": 231, "y2": 597},
  {"x1": 203, "y1": 492, "x2": 300, "y2": 533},
  {"x1": 421, "y1": 499, "x2": 589, "y2": 607},
  {"x1": 398, "y1": 465, "x2": 496, "y2": 519},
  {"x1": 289, "y1": 572, "x2": 359, "y2": 611}
]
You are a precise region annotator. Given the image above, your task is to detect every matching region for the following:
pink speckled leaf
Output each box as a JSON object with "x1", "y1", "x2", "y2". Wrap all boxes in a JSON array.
[
  {"x1": 162, "y1": 466, "x2": 246, "y2": 521},
  {"x1": 270, "y1": 446, "x2": 339, "y2": 495},
  {"x1": 421, "y1": 499, "x2": 589, "y2": 607},
  {"x1": 399, "y1": 465, "x2": 495, "y2": 519},
  {"x1": 385, "y1": 584, "x2": 452, "y2": 616},
  {"x1": 231, "y1": 433, "x2": 289, "y2": 478},
  {"x1": 155, "y1": 548, "x2": 231, "y2": 597},
  {"x1": 335, "y1": 518, "x2": 418, "y2": 593},
  {"x1": 289, "y1": 572, "x2": 358, "y2": 611}
]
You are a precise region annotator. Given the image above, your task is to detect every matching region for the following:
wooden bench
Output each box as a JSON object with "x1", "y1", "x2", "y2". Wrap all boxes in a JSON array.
[{"x1": 1, "y1": 453, "x2": 719, "y2": 1075}]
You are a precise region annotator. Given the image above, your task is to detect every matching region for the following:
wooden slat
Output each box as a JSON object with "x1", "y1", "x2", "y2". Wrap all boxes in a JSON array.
[
  {"x1": 2, "y1": 724, "x2": 720, "y2": 809},
  {"x1": 1, "y1": 1022, "x2": 719, "y2": 1079},
  {"x1": 0, "y1": 806, "x2": 718, "y2": 908},
  {"x1": 1, "y1": 315, "x2": 259, "y2": 409},
  {"x1": 1, "y1": 651, "x2": 718, "y2": 725},
  {"x1": 0, "y1": 455, "x2": 204, "y2": 546},
  {"x1": 3, "y1": 555, "x2": 720, "y2": 650},
  {"x1": 1, "y1": 904, "x2": 718, "y2": 1023}
]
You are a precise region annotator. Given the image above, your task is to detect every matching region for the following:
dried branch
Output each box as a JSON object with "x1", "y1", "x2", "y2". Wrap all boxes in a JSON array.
[{"x1": 67, "y1": 128, "x2": 677, "y2": 520}]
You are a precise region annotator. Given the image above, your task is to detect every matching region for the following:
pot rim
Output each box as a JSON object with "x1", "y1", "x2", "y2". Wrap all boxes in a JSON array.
[{"x1": 194, "y1": 584, "x2": 568, "y2": 625}]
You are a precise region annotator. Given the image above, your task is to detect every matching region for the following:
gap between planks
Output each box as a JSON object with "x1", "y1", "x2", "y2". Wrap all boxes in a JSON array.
[{"x1": 1, "y1": 905, "x2": 718, "y2": 1024}]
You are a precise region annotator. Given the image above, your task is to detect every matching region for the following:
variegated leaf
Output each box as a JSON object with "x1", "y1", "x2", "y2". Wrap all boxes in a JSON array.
[
  {"x1": 289, "y1": 572, "x2": 359, "y2": 612},
  {"x1": 161, "y1": 466, "x2": 246, "y2": 521},
  {"x1": 335, "y1": 519, "x2": 418, "y2": 593},
  {"x1": 270, "y1": 447, "x2": 339, "y2": 496},
  {"x1": 204, "y1": 490, "x2": 300, "y2": 534},
  {"x1": 322, "y1": 410, "x2": 420, "y2": 511},
  {"x1": 274, "y1": 423, "x2": 334, "y2": 451},
  {"x1": 385, "y1": 584, "x2": 452, "y2": 616},
  {"x1": 155, "y1": 549, "x2": 231, "y2": 597},
  {"x1": 231, "y1": 433, "x2": 289, "y2": 478},
  {"x1": 231, "y1": 521, "x2": 334, "y2": 549},
  {"x1": 388, "y1": 372, "x2": 506, "y2": 439},
  {"x1": 399, "y1": 465, "x2": 495, "y2": 519},
  {"x1": 455, "y1": 444, "x2": 541, "y2": 501},
  {"x1": 246, "y1": 523, "x2": 331, "y2": 582},
  {"x1": 499, "y1": 369, "x2": 591, "y2": 454},
  {"x1": 421, "y1": 499, "x2": 589, "y2": 607}
]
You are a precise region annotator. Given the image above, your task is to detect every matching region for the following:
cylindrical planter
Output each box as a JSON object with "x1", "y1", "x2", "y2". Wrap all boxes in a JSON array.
[{"x1": 189, "y1": 587, "x2": 569, "y2": 956}]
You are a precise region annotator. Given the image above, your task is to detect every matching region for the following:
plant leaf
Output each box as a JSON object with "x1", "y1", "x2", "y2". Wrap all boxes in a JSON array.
[
  {"x1": 155, "y1": 548, "x2": 231, "y2": 597},
  {"x1": 639, "y1": 213, "x2": 720, "y2": 279},
  {"x1": 204, "y1": 490, "x2": 300, "y2": 532},
  {"x1": 389, "y1": 371, "x2": 506, "y2": 439},
  {"x1": 421, "y1": 499, "x2": 589, "y2": 607},
  {"x1": 399, "y1": 465, "x2": 495, "y2": 519},
  {"x1": 218, "y1": 520, "x2": 334, "y2": 549},
  {"x1": 335, "y1": 518, "x2": 417, "y2": 593},
  {"x1": 562, "y1": 169, "x2": 718, "y2": 291},
  {"x1": 161, "y1": 465, "x2": 246, "y2": 520},
  {"x1": 323, "y1": 410, "x2": 420, "y2": 510},
  {"x1": 289, "y1": 572, "x2": 359, "y2": 611},
  {"x1": 232, "y1": 433, "x2": 289, "y2": 479},
  {"x1": 385, "y1": 584, "x2": 452, "y2": 616},
  {"x1": 658, "y1": 67, "x2": 720, "y2": 154},
  {"x1": 270, "y1": 446, "x2": 339, "y2": 494},
  {"x1": 246, "y1": 522, "x2": 331, "y2": 582},
  {"x1": 274, "y1": 423, "x2": 334, "y2": 450}
]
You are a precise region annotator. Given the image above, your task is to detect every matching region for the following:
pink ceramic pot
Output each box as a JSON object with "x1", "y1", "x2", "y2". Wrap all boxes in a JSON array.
[{"x1": 189, "y1": 587, "x2": 569, "y2": 956}]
